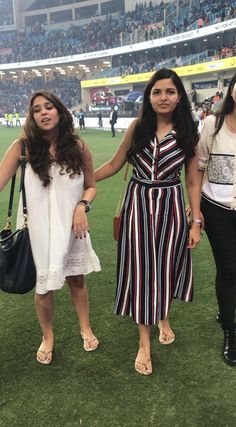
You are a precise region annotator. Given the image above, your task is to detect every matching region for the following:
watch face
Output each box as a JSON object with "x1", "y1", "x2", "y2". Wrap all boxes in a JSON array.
[{"x1": 80, "y1": 200, "x2": 91, "y2": 212}]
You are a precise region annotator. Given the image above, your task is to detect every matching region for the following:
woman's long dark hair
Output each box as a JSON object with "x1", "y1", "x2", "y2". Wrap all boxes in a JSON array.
[
  {"x1": 214, "y1": 72, "x2": 236, "y2": 136},
  {"x1": 127, "y1": 68, "x2": 199, "y2": 162},
  {"x1": 22, "y1": 91, "x2": 84, "y2": 186}
]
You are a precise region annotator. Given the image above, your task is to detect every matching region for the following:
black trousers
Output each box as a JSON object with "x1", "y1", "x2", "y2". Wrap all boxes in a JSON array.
[
  {"x1": 111, "y1": 122, "x2": 115, "y2": 136},
  {"x1": 201, "y1": 197, "x2": 236, "y2": 330}
]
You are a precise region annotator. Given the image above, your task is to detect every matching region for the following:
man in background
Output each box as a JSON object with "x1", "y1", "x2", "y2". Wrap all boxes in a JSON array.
[
  {"x1": 78, "y1": 108, "x2": 85, "y2": 132},
  {"x1": 109, "y1": 106, "x2": 118, "y2": 137}
]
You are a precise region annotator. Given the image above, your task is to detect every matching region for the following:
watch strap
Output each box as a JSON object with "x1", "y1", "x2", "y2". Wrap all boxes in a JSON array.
[{"x1": 77, "y1": 199, "x2": 91, "y2": 212}]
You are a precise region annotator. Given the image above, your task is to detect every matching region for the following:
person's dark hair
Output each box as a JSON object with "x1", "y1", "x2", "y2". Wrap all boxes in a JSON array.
[
  {"x1": 202, "y1": 105, "x2": 210, "y2": 113},
  {"x1": 22, "y1": 91, "x2": 84, "y2": 186},
  {"x1": 127, "y1": 68, "x2": 199, "y2": 161},
  {"x1": 214, "y1": 72, "x2": 236, "y2": 136}
]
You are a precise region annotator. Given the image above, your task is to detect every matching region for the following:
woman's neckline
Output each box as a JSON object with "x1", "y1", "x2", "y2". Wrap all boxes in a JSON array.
[
  {"x1": 155, "y1": 129, "x2": 174, "y2": 142},
  {"x1": 225, "y1": 114, "x2": 236, "y2": 134}
]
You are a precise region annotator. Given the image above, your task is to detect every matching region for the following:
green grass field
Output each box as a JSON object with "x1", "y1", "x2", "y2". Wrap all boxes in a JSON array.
[{"x1": 0, "y1": 126, "x2": 236, "y2": 427}]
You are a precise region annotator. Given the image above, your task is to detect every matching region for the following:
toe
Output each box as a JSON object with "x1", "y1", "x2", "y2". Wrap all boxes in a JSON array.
[
  {"x1": 36, "y1": 338, "x2": 54, "y2": 364},
  {"x1": 134, "y1": 347, "x2": 152, "y2": 375}
]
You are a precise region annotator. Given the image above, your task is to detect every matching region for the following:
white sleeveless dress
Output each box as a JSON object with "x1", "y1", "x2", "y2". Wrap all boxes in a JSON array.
[{"x1": 17, "y1": 163, "x2": 101, "y2": 294}]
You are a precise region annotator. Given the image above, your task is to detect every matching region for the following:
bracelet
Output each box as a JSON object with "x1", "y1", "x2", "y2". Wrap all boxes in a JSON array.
[{"x1": 192, "y1": 218, "x2": 202, "y2": 224}]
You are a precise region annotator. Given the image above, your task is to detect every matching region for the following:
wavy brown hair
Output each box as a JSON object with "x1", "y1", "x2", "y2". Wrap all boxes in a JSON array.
[{"x1": 21, "y1": 91, "x2": 85, "y2": 187}]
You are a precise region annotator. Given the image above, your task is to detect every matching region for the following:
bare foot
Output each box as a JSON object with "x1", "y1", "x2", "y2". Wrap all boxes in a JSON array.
[
  {"x1": 158, "y1": 320, "x2": 175, "y2": 345},
  {"x1": 36, "y1": 335, "x2": 54, "y2": 364},
  {"x1": 81, "y1": 327, "x2": 99, "y2": 352},
  {"x1": 134, "y1": 346, "x2": 152, "y2": 375}
]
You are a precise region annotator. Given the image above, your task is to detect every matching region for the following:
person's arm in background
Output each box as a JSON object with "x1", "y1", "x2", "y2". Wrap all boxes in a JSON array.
[{"x1": 198, "y1": 115, "x2": 214, "y2": 187}]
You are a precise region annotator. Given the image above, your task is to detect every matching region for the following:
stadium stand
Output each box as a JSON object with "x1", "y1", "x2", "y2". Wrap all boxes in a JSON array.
[
  {"x1": 0, "y1": 0, "x2": 235, "y2": 63},
  {"x1": 0, "y1": 74, "x2": 81, "y2": 116},
  {"x1": 0, "y1": 0, "x2": 14, "y2": 26},
  {"x1": 0, "y1": 0, "x2": 235, "y2": 117}
]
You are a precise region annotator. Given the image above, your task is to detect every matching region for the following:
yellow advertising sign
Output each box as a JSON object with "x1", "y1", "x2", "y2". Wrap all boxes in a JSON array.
[
  {"x1": 173, "y1": 56, "x2": 236, "y2": 76},
  {"x1": 81, "y1": 56, "x2": 236, "y2": 88},
  {"x1": 81, "y1": 72, "x2": 153, "y2": 88}
]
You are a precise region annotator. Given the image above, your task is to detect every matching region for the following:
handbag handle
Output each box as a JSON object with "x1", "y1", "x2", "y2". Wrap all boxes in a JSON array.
[
  {"x1": 4, "y1": 141, "x2": 28, "y2": 230},
  {"x1": 115, "y1": 162, "x2": 130, "y2": 216}
]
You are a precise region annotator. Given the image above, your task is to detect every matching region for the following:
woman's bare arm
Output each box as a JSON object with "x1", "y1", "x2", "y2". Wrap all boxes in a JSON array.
[
  {"x1": 0, "y1": 140, "x2": 22, "y2": 191},
  {"x1": 72, "y1": 142, "x2": 96, "y2": 238},
  {"x1": 95, "y1": 119, "x2": 137, "y2": 182}
]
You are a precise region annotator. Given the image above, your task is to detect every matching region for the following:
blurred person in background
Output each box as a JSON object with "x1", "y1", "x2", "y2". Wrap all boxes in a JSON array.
[
  {"x1": 199, "y1": 104, "x2": 211, "y2": 131},
  {"x1": 192, "y1": 104, "x2": 201, "y2": 129},
  {"x1": 8, "y1": 112, "x2": 14, "y2": 128},
  {"x1": 109, "y1": 106, "x2": 118, "y2": 137},
  {"x1": 78, "y1": 108, "x2": 85, "y2": 132},
  {"x1": 200, "y1": 104, "x2": 211, "y2": 122},
  {"x1": 97, "y1": 111, "x2": 103, "y2": 128},
  {"x1": 15, "y1": 111, "x2": 21, "y2": 127}
]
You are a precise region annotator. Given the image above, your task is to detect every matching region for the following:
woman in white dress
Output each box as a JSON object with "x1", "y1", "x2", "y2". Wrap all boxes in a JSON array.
[{"x1": 0, "y1": 91, "x2": 101, "y2": 364}]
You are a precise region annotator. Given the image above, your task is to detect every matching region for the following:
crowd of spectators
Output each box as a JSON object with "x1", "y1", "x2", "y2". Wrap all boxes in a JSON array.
[
  {"x1": 0, "y1": 0, "x2": 235, "y2": 116},
  {"x1": 0, "y1": 74, "x2": 81, "y2": 116},
  {"x1": 191, "y1": 90, "x2": 225, "y2": 132},
  {"x1": 144, "y1": 0, "x2": 235, "y2": 40},
  {"x1": 94, "y1": 42, "x2": 236, "y2": 80},
  {"x1": 0, "y1": 0, "x2": 14, "y2": 26},
  {"x1": 0, "y1": 0, "x2": 235, "y2": 64}
]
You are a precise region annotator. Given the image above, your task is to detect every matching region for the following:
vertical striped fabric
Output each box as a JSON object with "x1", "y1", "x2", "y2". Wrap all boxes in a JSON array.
[{"x1": 115, "y1": 132, "x2": 193, "y2": 325}]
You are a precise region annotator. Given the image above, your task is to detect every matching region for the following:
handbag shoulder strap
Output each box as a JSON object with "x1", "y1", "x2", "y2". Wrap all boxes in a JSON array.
[
  {"x1": 20, "y1": 140, "x2": 28, "y2": 216},
  {"x1": 5, "y1": 140, "x2": 28, "y2": 228},
  {"x1": 7, "y1": 174, "x2": 16, "y2": 219},
  {"x1": 116, "y1": 162, "x2": 130, "y2": 215}
]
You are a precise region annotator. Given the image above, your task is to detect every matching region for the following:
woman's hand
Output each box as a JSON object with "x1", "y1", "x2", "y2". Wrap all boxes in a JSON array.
[
  {"x1": 72, "y1": 205, "x2": 89, "y2": 239},
  {"x1": 199, "y1": 210, "x2": 205, "y2": 230},
  {"x1": 187, "y1": 223, "x2": 201, "y2": 249}
]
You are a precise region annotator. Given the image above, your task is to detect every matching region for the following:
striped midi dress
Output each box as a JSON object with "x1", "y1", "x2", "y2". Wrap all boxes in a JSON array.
[{"x1": 115, "y1": 131, "x2": 193, "y2": 325}]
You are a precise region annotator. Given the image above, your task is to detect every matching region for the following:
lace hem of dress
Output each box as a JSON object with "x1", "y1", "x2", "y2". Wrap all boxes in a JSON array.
[{"x1": 37, "y1": 253, "x2": 101, "y2": 287}]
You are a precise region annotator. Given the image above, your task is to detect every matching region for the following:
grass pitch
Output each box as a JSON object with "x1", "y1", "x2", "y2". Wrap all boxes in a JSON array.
[{"x1": 0, "y1": 126, "x2": 236, "y2": 427}]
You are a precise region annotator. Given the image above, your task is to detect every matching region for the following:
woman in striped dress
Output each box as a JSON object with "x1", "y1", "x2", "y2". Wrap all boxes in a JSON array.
[{"x1": 95, "y1": 68, "x2": 201, "y2": 375}]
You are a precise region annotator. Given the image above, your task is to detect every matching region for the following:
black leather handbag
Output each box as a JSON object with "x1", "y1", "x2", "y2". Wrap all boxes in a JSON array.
[{"x1": 0, "y1": 142, "x2": 36, "y2": 294}]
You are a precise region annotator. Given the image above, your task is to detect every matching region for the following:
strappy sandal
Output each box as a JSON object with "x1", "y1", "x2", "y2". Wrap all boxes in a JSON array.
[
  {"x1": 134, "y1": 346, "x2": 152, "y2": 375},
  {"x1": 36, "y1": 346, "x2": 53, "y2": 365},
  {"x1": 36, "y1": 337, "x2": 53, "y2": 364},
  {"x1": 81, "y1": 333, "x2": 99, "y2": 352},
  {"x1": 158, "y1": 326, "x2": 175, "y2": 345}
]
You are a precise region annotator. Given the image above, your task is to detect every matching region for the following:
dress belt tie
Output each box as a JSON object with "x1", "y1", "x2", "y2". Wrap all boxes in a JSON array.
[{"x1": 131, "y1": 176, "x2": 181, "y2": 188}]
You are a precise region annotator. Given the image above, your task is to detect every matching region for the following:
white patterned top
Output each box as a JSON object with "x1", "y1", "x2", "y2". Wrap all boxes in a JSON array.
[{"x1": 198, "y1": 114, "x2": 236, "y2": 209}]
